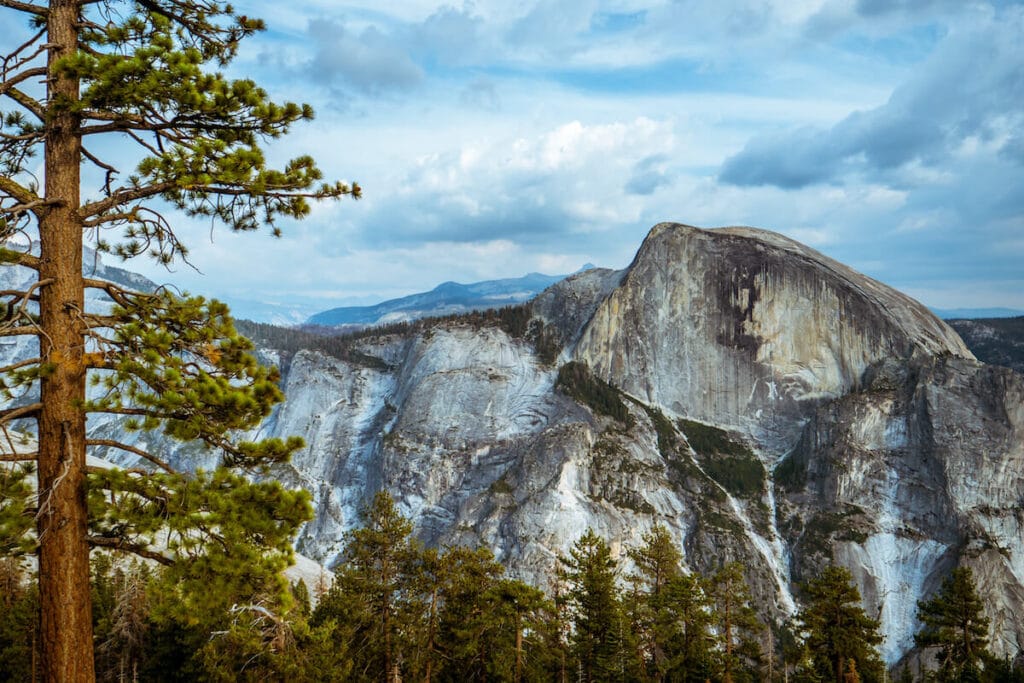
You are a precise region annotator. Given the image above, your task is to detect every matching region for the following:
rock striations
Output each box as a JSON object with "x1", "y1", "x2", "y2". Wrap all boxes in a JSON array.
[{"x1": 259, "y1": 223, "x2": 1020, "y2": 665}]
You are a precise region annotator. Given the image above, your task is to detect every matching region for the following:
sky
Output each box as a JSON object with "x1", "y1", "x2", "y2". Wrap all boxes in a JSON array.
[{"x1": 12, "y1": 1, "x2": 1024, "y2": 317}]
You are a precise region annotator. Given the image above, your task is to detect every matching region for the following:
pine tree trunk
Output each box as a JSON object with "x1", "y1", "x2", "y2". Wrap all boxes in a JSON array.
[
  {"x1": 37, "y1": 1, "x2": 93, "y2": 681},
  {"x1": 514, "y1": 610, "x2": 523, "y2": 683}
]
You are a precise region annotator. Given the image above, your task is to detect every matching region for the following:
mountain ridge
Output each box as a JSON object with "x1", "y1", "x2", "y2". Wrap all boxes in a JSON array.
[{"x1": 305, "y1": 270, "x2": 580, "y2": 327}]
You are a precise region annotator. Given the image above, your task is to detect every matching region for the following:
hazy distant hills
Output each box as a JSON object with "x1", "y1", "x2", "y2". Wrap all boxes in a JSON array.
[
  {"x1": 945, "y1": 317, "x2": 1024, "y2": 374},
  {"x1": 932, "y1": 307, "x2": 1024, "y2": 319},
  {"x1": 305, "y1": 270, "x2": 585, "y2": 327}
]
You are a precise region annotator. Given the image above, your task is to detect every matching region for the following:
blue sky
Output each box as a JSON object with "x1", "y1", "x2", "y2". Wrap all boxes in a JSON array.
[{"x1": 14, "y1": 1, "x2": 1024, "y2": 316}]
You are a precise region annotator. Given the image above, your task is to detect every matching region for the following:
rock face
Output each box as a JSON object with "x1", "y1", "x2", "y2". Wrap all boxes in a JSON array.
[
  {"x1": 9, "y1": 225, "x2": 1015, "y2": 665},
  {"x1": 244, "y1": 223, "x2": 1023, "y2": 665}
]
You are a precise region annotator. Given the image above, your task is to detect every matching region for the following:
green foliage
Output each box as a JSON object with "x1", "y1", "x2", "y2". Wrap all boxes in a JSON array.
[
  {"x1": 709, "y1": 562, "x2": 763, "y2": 683},
  {"x1": 774, "y1": 450, "x2": 807, "y2": 492},
  {"x1": 677, "y1": 418, "x2": 765, "y2": 500},
  {"x1": 312, "y1": 491, "x2": 558, "y2": 682},
  {"x1": 0, "y1": 558, "x2": 39, "y2": 682},
  {"x1": 801, "y1": 509, "x2": 870, "y2": 557},
  {"x1": 678, "y1": 419, "x2": 753, "y2": 458},
  {"x1": 556, "y1": 361, "x2": 632, "y2": 425},
  {"x1": 915, "y1": 567, "x2": 991, "y2": 682},
  {"x1": 559, "y1": 528, "x2": 641, "y2": 681},
  {"x1": 701, "y1": 454, "x2": 766, "y2": 500},
  {"x1": 798, "y1": 566, "x2": 884, "y2": 683},
  {"x1": 82, "y1": 292, "x2": 303, "y2": 469},
  {"x1": 0, "y1": 462, "x2": 35, "y2": 556}
]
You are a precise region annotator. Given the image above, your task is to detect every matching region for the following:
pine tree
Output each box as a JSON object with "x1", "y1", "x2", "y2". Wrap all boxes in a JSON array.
[
  {"x1": 663, "y1": 571, "x2": 717, "y2": 683},
  {"x1": 798, "y1": 566, "x2": 884, "y2": 683},
  {"x1": 914, "y1": 567, "x2": 991, "y2": 682},
  {"x1": 559, "y1": 528, "x2": 638, "y2": 683},
  {"x1": 627, "y1": 524, "x2": 684, "y2": 681},
  {"x1": 0, "y1": 557, "x2": 40, "y2": 681},
  {"x1": 0, "y1": 2, "x2": 357, "y2": 680},
  {"x1": 313, "y1": 491, "x2": 420, "y2": 681},
  {"x1": 709, "y1": 562, "x2": 763, "y2": 683}
]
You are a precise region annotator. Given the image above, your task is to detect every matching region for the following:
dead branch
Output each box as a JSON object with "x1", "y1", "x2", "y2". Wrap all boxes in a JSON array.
[
  {"x1": 87, "y1": 536, "x2": 174, "y2": 566},
  {"x1": 86, "y1": 439, "x2": 176, "y2": 474},
  {"x1": 0, "y1": 402, "x2": 41, "y2": 424},
  {"x1": 0, "y1": 1, "x2": 47, "y2": 16}
]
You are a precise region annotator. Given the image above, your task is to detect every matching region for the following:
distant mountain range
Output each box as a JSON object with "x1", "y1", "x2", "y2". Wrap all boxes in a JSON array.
[
  {"x1": 304, "y1": 269, "x2": 591, "y2": 327},
  {"x1": 945, "y1": 316, "x2": 1024, "y2": 374},
  {"x1": 931, "y1": 307, "x2": 1024, "y2": 319}
]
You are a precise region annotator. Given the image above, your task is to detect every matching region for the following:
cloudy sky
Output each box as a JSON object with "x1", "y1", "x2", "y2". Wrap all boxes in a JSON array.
[{"x1": 106, "y1": 1, "x2": 1024, "y2": 315}]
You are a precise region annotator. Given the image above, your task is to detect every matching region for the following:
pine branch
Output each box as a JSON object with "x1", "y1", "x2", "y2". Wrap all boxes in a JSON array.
[
  {"x1": 0, "y1": 248, "x2": 38, "y2": 269},
  {"x1": 0, "y1": 175, "x2": 39, "y2": 209},
  {"x1": 0, "y1": 402, "x2": 41, "y2": 424},
  {"x1": 0, "y1": 451, "x2": 35, "y2": 461},
  {"x1": 80, "y1": 181, "x2": 177, "y2": 218},
  {"x1": 86, "y1": 438, "x2": 177, "y2": 474},
  {"x1": 0, "y1": 0, "x2": 47, "y2": 15},
  {"x1": 87, "y1": 535, "x2": 174, "y2": 566}
]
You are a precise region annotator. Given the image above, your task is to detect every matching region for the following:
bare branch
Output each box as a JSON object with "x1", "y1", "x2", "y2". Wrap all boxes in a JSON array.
[
  {"x1": 87, "y1": 536, "x2": 174, "y2": 566},
  {"x1": 0, "y1": 402, "x2": 41, "y2": 424},
  {"x1": 1, "y1": 27, "x2": 45, "y2": 72},
  {"x1": 0, "y1": 0, "x2": 47, "y2": 16},
  {"x1": 0, "y1": 451, "x2": 36, "y2": 462},
  {"x1": 81, "y1": 182, "x2": 177, "y2": 218},
  {"x1": 0, "y1": 325, "x2": 45, "y2": 338},
  {"x1": 2, "y1": 84, "x2": 46, "y2": 122},
  {"x1": 80, "y1": 146, "x2": 119, "y2": 195},
  {"x1": 0, "y1": 176, "x2": 39, "y2": 210},
  {"x1": 0, "y1": 356, "x2": 41, "y2": 374},
  {"x1": 86, "y1": 438, "x2": 176, "y2": 474},
  {"x1": 0, "y1": 66, "x2": 46, "y2": 99}
]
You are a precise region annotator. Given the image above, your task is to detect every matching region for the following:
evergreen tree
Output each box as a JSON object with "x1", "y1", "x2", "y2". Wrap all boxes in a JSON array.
[
  {"x1": 914, "y1": 567, "x2": 991, "y2": 682},
  {"x1": 559, "y1": 528, "x2": 639, "y2": 682},
  {"x1": 0, "y1": 557, "x2": 40, "y2": 682},
  {"x1": 709, "y1": 562, "x2": 763, "y2": 683},
  {"x1": 0, "y1": 2, "x2": 357, "y2": 680},
  {"x1": 627, "y1": 524, "x2": 684, "y2": 681},
  {"x1": 797, "y1": 566, "x2": 884, "y2": 683},
  {"x1": 663, "y1": 571, "x2": 717, "y2": 683},
  {"x1": 313, "y1": 491, "x2": 420, "y2": 681}
]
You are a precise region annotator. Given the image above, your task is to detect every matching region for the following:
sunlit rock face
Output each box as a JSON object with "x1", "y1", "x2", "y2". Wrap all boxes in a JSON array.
[{"x1": 576, "y1": 224, "x2": 972, "y2": 449}]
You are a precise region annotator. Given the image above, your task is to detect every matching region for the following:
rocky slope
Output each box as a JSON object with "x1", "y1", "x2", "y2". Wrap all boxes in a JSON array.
[{"x1": 235, "y1": 223, "x2": 1024, "y2": 665}]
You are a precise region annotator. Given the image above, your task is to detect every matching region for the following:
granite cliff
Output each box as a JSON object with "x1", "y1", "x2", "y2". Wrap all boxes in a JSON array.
[
  {"x1": 241, "y1": 223, "x2": 1021, "y2": 665},
  {"x1": 6, "y1": 225, "x2": 1019, "y2": 665}
]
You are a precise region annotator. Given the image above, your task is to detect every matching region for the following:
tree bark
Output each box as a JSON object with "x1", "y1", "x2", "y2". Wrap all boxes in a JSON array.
[{"x1": 37, "y1": 1, "x2": 93, "y2": 681}]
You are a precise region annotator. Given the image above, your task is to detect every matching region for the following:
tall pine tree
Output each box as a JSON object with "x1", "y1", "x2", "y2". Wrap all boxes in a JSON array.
[
  {"x1": 798, "y1": 566, "x2": 884, "y2": 683},
  {"x1": 559, "y1": 528, "x2": 639, "y2": 683},
  {"x1": 914, "y1": 567, "x2": 991, "y2": 682},
  {"x1": 0, "y1": 2, "x2": 358, "y2": 680}
]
